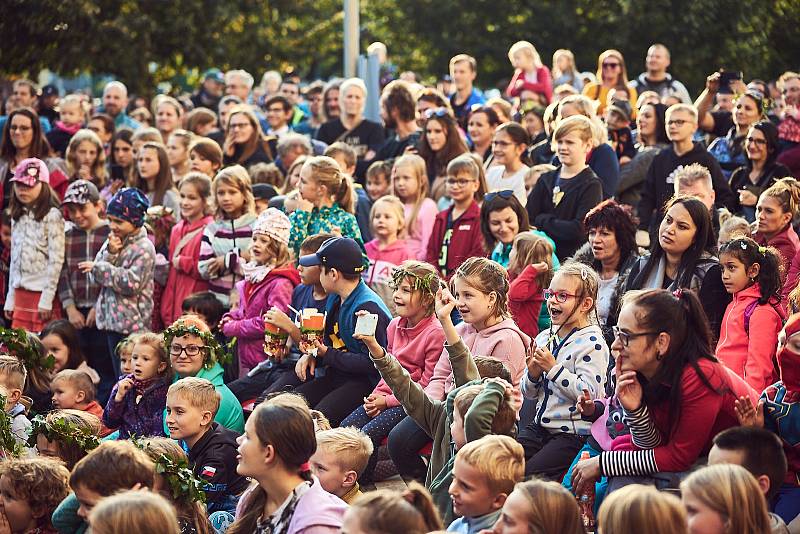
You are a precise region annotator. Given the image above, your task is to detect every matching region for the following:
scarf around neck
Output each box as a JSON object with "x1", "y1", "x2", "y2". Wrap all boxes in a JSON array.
[{"x1": 241, "y1": 261, "x2": 274, "y2": 284}]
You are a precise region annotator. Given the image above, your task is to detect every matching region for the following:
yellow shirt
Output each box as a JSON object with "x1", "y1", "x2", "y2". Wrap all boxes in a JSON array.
[{"x1": 582, "y1": 82, "x2": 638, "y2": 118}]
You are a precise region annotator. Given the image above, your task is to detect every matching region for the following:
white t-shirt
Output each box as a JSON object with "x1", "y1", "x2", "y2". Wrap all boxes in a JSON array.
[
  {"x1": 597, "y1": 273, "x2": 619, "y2": 325},
  {"x1": 485, "y1": 165, "x2": 529, "y2": 206}
]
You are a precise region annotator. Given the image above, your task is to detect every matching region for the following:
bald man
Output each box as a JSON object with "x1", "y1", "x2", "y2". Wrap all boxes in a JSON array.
[
  {"x1": 101, "y1": 81, "x2": 140, "y2": 130},
  {"x1": 630, "y1": 44, "x2": 691, "y2": 104}
]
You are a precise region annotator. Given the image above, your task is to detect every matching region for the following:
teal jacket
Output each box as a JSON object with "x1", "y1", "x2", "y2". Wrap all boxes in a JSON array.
[{"x1": 162, "y1": 363, "x2": 245, "y2": 436}]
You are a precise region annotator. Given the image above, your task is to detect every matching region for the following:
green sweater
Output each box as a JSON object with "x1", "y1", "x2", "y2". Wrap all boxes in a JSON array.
[{"x1": 372, "y1": 339, "x2": 505, "y2": 523}]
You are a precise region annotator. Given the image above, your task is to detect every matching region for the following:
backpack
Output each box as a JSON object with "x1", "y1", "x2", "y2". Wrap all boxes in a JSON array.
[{"x1": 743, "y1": 299, "x2": 786, "y2": 335}]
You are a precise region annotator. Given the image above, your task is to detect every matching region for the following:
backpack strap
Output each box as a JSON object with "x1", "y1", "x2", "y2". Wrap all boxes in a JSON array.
[{"x1": 743, "y1": 300, "x2": 759, "y2": 335}]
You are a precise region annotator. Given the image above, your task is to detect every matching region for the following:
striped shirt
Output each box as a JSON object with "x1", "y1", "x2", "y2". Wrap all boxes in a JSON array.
[{"x1": 198, "y1": 213, "x2": 257, "y2": 307}]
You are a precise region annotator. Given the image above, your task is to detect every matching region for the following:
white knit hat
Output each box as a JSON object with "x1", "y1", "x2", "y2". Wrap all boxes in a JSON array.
[{"x1": 252, "y1": 207, "x2": 291, "y2": 245}]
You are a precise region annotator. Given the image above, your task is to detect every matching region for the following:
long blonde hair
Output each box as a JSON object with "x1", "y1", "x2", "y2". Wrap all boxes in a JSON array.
[
  {"x1": 212, "y1": 165, "x2": 256, "y2": 219},
  {"x1": 598, "y1": 485, "x2": 687, "y2": 534},
  {"x1": 65, "y1": 129, "x2": 107, "y2": 188},
  {"x1": 392, "y1": 154, "x2": 429, "y2": 238},
  {"x1": 303, "y1": 155, "x2": 356, "y2": 214},
  {"x1": 680, "y1": 464, "x2": 771, "y2": 534},
  {"x1": 508, "y1": 231, "x2": 554, "y2": 288}
]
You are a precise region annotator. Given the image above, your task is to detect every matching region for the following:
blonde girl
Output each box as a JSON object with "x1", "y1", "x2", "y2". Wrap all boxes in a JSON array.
[
  {"x1": 520, "y1": 261, "x2": 609, "y2": 479},
  {"x1": 188, "y1": 138, "x2": 223, "y2": 178},
  {"x1": 220, "y1": 207, "x2": 298, "y2": 376},
  {"x1": 89, "y1": 490, "x2": 180, "y2": 534},
  {"x1": 132, "y1": 141, "x2": 179, "y2": 214},
  {"x1": 3, "y1": 158, "x2": 65, "y2": 332},
  {"x1": 65, "y1": 129, "x2": 107, "y2": 188},
  {"x1": 598, "y1": 485, "x2": 686, "y2": 534},
  {"x1": 491, "y1": 479, "x2": 585, "y2": 534},
  {"x1": 287, "y1": 155, "x2": 361, "y2": 256},
  {"x1": 140, "y1": 437, "x2": 213, "y2": 534},
  {"x1": 391, "y1": 154, "x2": 438, "y2": 258},
  {"x1": 166, "y1": 129, "x2": 194, "y2": 185},
  {"x1": 160, "y1": 173, "x2": 215, "y2": 326},
  {"x1": 103, "y1": 332, "x2": 171, "y2": 439},
  {"x1": 154, "y1": 95, "x2": 184, "y2": 143},
  {"x1": 508, "y1": 231, "x2": 555, "y2": 339},
  {"x1": 680, "y1": 464, "x2": 771, "y2": 534},
  {"x1": 505, "y1": 40, "x2": 553, "y2": 103},
  {"x1": 426, "y1": 153, "x2": 488, "y2": 279},
  {"x1": 32, "y1": 409, "x2": 102, "y2": 470},
  {"x1": 282, "y1": 154, "x2": 307, "y2": 194},
  {"x1": 198, "y1": 165, "x2": 257, "y2": 307},
  {"x1": 552, "y1": 49, "x2": 584, "y2": 92},
  {"x1": 364, "y1": 196, "x2": 415, "y2": 312}
]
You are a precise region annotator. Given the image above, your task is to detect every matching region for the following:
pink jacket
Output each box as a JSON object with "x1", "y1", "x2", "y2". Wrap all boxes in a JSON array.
[
  {"x1": 716, "y1": 284, "x2": 786, "y2": 392},
  {"x1": 424, "y1": 317, "x2": 530, "y2": 401},
  {"x1": 364, "y1": 238, "x2": 415, "y2": 285},
  {"x1": 222, "y1": 265, "x2": 300, "y2": 374},
  {"x1": 373, "y1": 315, "x2": 446, "y2": 407},
  {"x1": 505, "y1": 66, "x2": 553, "y2": 102},
  {"x1": 403, "y1": 199, "x2": 438, "y2": 260},
  {"x1": 160, "y1": 215, "x2": 214, "y2": 326}
]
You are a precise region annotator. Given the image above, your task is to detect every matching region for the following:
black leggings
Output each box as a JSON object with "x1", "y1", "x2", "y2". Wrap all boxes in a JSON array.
[
  {"x1": 227, "y1": 362, "x2": 301, "y2": 402},
  {"x1": 293, "y1": 370, "x2": 376, "y2": 427},
  {"x1": 387, "y1": 415, "x2": 431, "y2": 481},
  {"x1": 518, "y1": 422, "x2": 586, "y2": 479}
]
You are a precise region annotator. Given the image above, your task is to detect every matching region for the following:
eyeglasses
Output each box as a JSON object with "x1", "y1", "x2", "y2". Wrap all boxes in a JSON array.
[
  {"x1": 169, "y1": 344, "x2": 205, "y2": 357},
  {"x1": 424, "y1": 108, "x2": 451, "y2": 120},
  {"x1": 612, "y1": 326, "x2": 660, "y2": 347},
  {"x1": 446, "y1": 178, "x2": 476, "y2": 187},
  {"x1": 492, "y1": 140, "x2": 515, "y2": 147},
  {"x1": 228, "y1": 122, "x2": 250, "y2": 130},
  {"x1": 484, "y1": 190, "x2": 515, "y2": 203},
  {"x1": 745, "y1": 137, "x2": 767, "y2": 146},
  {"x1": 667, "y1": 119, "x2": 690, "y2": 127},
  {"x1": 602, "y1": 62, "x2": 621, "y2": 69},
  {"x1": 543, "y1": 289, "x2": 579, "y2": 303}
]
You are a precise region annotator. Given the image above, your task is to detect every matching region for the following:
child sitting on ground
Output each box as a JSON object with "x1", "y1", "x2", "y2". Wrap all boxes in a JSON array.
[
  {"x1": 103, "y1": 332, "x2": 171, "y2": 439},
  {"x1": 50, "y1": 369, "x2": 112, "y2": 436},
  {"x1": 310, "y1": 426, "x2": 373, "y2": 504},
  {"x1": 165, "y1": 377, "x2": 249, "y2": 514},
  {"x1": 0, "y1": 457, "x2": 71, "y2": 534},
  {"x1": 447, "y1": 435, "x2": 526, "y2": 532},
  {"x1": 29, "y1": 409, "x2": 101, "y2": 470},
  {"x1": 53, "y1": 440, "x2": 155, "y2": 534}
]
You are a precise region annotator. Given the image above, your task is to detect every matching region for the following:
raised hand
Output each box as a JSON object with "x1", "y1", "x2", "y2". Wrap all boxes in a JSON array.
[{"x1": 734, "y1": 396, "x2": 765, "y2": 428}]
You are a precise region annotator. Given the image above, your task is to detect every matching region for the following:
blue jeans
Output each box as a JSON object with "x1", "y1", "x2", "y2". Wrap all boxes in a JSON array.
[
  {"x1": 341, "y1": 405, "x2": 407, "y2": 483},
  {"x1": 562, "y1": 442, "x2": 608, "y2": 515}
]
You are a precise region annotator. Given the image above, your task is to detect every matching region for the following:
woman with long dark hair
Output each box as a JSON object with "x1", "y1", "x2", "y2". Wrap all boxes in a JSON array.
[
  {"x1": 708, "y1": 91, "x2": 766, "y2": 180},
  {"x1": 417, "y1": 109, "x2": 469, "y2": 202},
  {"x1": 730, "y1": 120, "x2": 792, "y2": 221},
  {"x1": 617, "y1": 102, "x2": 669, "y2": 207},
  {"x1": 480, "y1": 191, "x2": 530, "y2": 265},
  {"x1": 223, "y1": 105, "x2": 274, "y2": 168},
  {"x1": 624, "y1": 195, "x2": 730, "y2": 337},
  {"x1": 571, "y1": 289, "x2": 757, "y2": 495}
]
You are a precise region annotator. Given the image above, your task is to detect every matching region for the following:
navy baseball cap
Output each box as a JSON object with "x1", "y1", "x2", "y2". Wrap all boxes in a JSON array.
[{"x1": 299, "y1": 237, "x2": 365, "y2": 275}]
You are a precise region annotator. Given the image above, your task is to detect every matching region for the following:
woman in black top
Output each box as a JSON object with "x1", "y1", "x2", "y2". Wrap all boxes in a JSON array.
[
  {"x1": 222, "y1": 106, "x2": 274, "y2": 168},
  {"x1": 729, "y1": 120, "x2": 792, "y2": 222}
]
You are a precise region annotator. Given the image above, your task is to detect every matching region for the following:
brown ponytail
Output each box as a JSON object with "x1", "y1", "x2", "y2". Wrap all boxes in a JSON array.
[
  {"x1": 303, "y1": 155, "x2": 356, "y2": 213},
  {"x1": 350, "y1": 481, "x2": 443, "y2": 534}
]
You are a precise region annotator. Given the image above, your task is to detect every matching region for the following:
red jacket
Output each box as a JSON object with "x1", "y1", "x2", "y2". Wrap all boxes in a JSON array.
[
  {"x1": 508, "y1": 264, "x2": 544, "y2": 340},
  {"x1": 753, "y1": 224, "x2": 800, "y2": 282},
  {"x1": 160, "y1": 215, "x2": 214, "y2": 326},
  {"x1": 649, "y1": 359, "x2": 757, "y2": 472},
  {"x1": 425, "y1": 201, "x2": 486, "y2": 279},
  {"x1": 715, "y1": 284, "x2": 785, "y2": 392},
  {"x1": 505, "y1": 66, "x2": 553, "y2": 103}
]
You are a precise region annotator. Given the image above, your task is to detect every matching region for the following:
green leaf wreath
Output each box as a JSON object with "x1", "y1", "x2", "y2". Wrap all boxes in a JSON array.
[
  {"x1": 163, "y1": 321, "x2": 231, "y2": 368},
  {"x1": 389, "y1": 266, "x2": 439, "y2": 297},
  {"x1": 0, "y1": 327, "x2": 55, "y2": 372},
  {"x1": 27, "y1": 414, "x2": 100, "y2": 452},
  {"x1": 0, "y1": 394, "x2": 22, "y2": 457},
  {"x1": 132, "y1": 438, "x2": 206, "y2": 504}
]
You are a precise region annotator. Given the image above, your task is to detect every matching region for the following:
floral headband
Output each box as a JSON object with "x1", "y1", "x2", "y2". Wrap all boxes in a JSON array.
[
  {"x1": 28, "y1": 414, "x2": 100, "y2": 453},
  {"x1": 163, "y1": 321, "x2": 231, "y2": 368}
]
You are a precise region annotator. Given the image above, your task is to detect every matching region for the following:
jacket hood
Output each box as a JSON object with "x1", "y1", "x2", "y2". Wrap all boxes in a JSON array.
[
  {"x1": 367, "y1": 238, "x2": 411, "y2": 253},
  {"x1": 264, "y1": 264, "x2": 301, "y2": 286},
  {"x1": 478, "y1": 317, "x2": 532, "y2": 347},
  {"x1": 179, "y1": 214, "x2": 214, "y2": 233},
  {"x1": 289, "y1": 476, "x2": 348, "y2": 530},
  {"x1": 185, "y1": 362, "x2": 225, "y2": 387}
]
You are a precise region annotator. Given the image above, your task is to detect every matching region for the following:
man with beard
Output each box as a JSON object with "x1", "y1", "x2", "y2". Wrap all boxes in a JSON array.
[
  {"x1": 374, "y1": 80, "x2": 420, "y2": 161},
  {"x1": 101, "y1": 81, "x2": 140, "y2": 131}
]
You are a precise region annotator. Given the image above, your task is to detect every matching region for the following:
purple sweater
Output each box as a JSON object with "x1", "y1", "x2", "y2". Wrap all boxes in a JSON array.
[
  {"x1": 221, "y1": 265, "x2": 301, "y2": 375},
  {"x1": 103, "y1": 375, "x2": 169, "y2": 439}
]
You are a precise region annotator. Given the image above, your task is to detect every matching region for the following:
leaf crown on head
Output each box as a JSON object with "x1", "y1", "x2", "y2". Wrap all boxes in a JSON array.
[
  {"x1": 27, "y1": 414, "x2": 100, "y2": 452},
  {"x1": 131, "y1": 438, "x2": 207, "y2": 503},
  {"x1": 0, "y1": 327, "x2": 55, "y2": 372},
  {"x1": 0, "y1": 394, "x2": 22, "y2": 457},
  {"x1": 162, "y1": 320, "x2": 231, "y2": 368},
  {"x1": 389, "y1": 266, "x2": 439, "y2": 298}
]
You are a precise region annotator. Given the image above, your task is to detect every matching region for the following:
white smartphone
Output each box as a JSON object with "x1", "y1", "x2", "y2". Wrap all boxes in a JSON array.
[{"x1": 355, "y1": 313, "x2": 378, "y2": 336}]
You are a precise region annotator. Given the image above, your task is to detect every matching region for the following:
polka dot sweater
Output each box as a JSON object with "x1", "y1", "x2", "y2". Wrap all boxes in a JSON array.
[{"x1": 521, "y1": 324, "x2": 610, "y2": 435}]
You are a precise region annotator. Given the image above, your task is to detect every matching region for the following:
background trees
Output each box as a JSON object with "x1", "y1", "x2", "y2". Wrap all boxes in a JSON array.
[{"x1": 1, "y1": 0, "x2": 797, "y2": 96}]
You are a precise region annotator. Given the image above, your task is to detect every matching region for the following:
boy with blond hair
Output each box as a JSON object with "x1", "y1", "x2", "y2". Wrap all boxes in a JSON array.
[
  {"x1": 51, "y1": 369, "x2": 112, "y2": 436},
  {"x1": 165, "y1": 377, "x2": 248, "y2": 514},
  {"x1": 310, "y1": 426, "x2": 374, "y2": 504},
  {"x1": 0, "y1": 355, "x2": 31, "y2": 451},
  {"x1": 447, "y1": 435, "x2": 525, "y2": 533}
]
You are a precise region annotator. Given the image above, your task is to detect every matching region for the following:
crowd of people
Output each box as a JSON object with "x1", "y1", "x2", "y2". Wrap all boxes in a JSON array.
[{"x1": 0, "y1": 39, "x2": 799, "y2": 533}]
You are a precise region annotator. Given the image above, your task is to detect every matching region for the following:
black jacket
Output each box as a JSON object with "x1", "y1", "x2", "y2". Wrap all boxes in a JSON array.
[
  {"x1": 637, "y1": 143, "x2": 736, "y2": 235},
  {"x1": 526, "y1": 167, "x2": 603, "y2": 260},
  {"x1": 188, "y1": 422, "x2": 249, "y2": 512}
]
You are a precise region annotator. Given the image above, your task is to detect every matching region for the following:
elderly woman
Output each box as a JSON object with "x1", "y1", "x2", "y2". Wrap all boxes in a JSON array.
[{"x1": 572, "y1": 199, "x2": 639, "y2": 336}]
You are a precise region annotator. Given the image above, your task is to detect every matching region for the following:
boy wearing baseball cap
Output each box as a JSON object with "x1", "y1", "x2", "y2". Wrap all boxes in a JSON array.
[
  {"x1": 295, "y1": 237, "x2": 392, "y2": 426},
  {"x1": 58, "y1": 180, "x2": 113, "y2": 402},
  {"x1": 78, "y1": 187, "x2": 155, "y2": 376}
]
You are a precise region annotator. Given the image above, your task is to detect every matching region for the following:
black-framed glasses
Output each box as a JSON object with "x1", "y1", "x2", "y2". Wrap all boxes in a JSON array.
[
  {"x1": 169, "y1": 344, "x2": 205, "y2": 357},
  {"x1": 612, "y1": 326, "x2": 660, "y2": 347},
  {"x1": 745, "y1": 136, "x2": 767, "y2": 146},
  {"x1": 446, "y1": 177, "x2": 476, "y2": 187},
  {"x1": 484, "y1": 190, "x2": 515, "y2": 203},
  {"x1": 667, "y1": 119, "x2": 690, "y2": 127},
  {"x1": 543, "y1": 289, "x2": 579, "y2": 303}
]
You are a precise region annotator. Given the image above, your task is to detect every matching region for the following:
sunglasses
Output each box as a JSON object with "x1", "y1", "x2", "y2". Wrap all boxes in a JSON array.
[
  {"x1": 484, "y1": 190, "x2": 515, "y2": 203},
  {"x1": 424, "y1": 108, "x2": 451, "y2": 120},
  {"x1": 602, "y1": 62, "x2": 621, "y2": 69}
]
